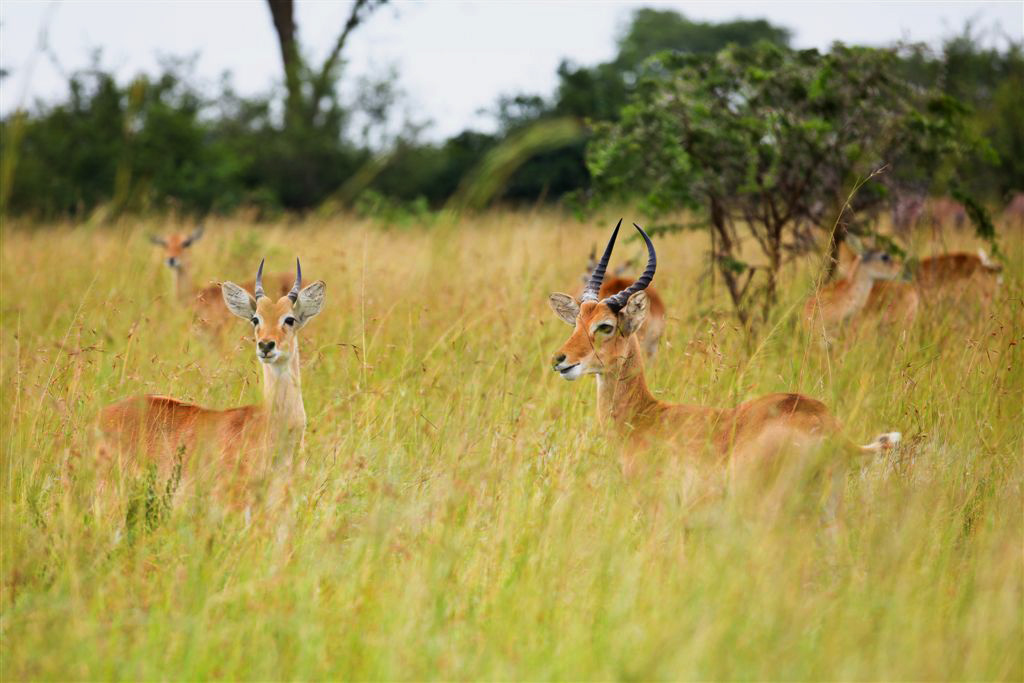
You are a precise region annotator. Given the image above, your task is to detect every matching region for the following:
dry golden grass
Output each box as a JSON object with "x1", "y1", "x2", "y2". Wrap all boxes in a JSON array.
[{"x1": 1, "y1": 211, "x2": 1021, "y2": 680}]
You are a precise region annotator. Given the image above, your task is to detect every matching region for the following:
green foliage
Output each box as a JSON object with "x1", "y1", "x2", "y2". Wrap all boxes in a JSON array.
[
  {"x1": 895, "y1": 28, "x2": 1024, "y2": 199},
  {"x1": 952, "y1": 187, "x2": 997, "y2": 244},
  {"x1": 371, "y1": 132, "x2": 497, "y2": 206},
  {"x1": 446, "y1": 118, "x2": 584, "y2": 211},
  {"x1": 487, "y1": 9, "x2": 793, "y2": 207},
  {"x1": 615, "y1": 8, "x2": 792, "y2": 71},
  {"x1": 124, "y1": 451, "x2": 183, "y2": 544},
  {"x1": 0, "y1": 60, "x2": 369, "y2": 218},
  {"x1": 587, "y1": 42, "x2": 990, "y2": 322},
  {"x1": 353, "y1": 189, "x2": 432, "y2": 227}
]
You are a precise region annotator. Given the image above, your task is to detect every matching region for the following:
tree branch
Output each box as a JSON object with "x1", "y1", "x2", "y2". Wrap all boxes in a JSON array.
[{"x1": 311, "y1": 0, "x2": 388, "y2": 110}]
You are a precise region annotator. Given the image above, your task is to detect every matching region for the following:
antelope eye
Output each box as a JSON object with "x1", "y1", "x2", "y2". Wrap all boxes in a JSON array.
[
  {"x1": 250, "y1": 316, "x2": 259, "y2": 326},
  {"x1": 284, "y1": 316, "x2": 297, "y2": 327},
  {"x1": 880, "y1": 253, "x2": 891, "y2": 262},
  {"x1": 596, "y1": 322, "x2": 614, "y2": 334}
]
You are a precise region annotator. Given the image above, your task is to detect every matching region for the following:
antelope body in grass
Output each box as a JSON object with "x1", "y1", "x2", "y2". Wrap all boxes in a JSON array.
[
  {"x1": 803, "y1": 249, "x2": 906, "y2": 335},
  {"x1": 836, "y1": 243, "x2": 1003, "y2": 320},
  {"x1": 150, "y1": 226, "x2": 295, "y2": 320},
  {"x1": 549, "y1": 221, "x2": 899, "y2": 466},
  {"x1": 915, "y1": 249, "x2": 1003, "y2": 298},
  {"x1": 924, "y1": 196, "x2": 968, "y2": 231},
  {"x1": 577, "y1": 245, "x2": 667, "y2": 357},
  {"x1": 98, "y1": 259, "x2": 326, "y2": 482}
]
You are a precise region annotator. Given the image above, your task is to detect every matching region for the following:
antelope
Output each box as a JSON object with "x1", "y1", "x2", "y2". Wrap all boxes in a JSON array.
[
  {"x1": 549, "y1": 221, "x2": 899, "y2": 466},
  {"x1": 577, "y1": 245, "x2": 667, "y2": 357},
  {"x1": 803, "y1": 248, "x2": 905, "y2": 336},
  {"x1": 835, "y1": 242, "x2": 1003, "y2": 324},
  {"x1": 1003, "y1": 192, "x2": 1024, "y2": 231},
  {"x1": 98, "y1": 259, "x2": 326, "y2": 485},
  {"x1": 916, "y1": 249, "x2": 1003, "y2": 295},
  {"x1": 833, "y1": 242, "x2": 919, "y2": 326},
  {"x1": 891, "y1": 193, "x2": 926, "y2": 235},
  {"x1": 924, "y1": 196, "x2": 967, "y2": 231},
  {"x1": 149, "y1": 226, "x2": 294, "y2": 320}
]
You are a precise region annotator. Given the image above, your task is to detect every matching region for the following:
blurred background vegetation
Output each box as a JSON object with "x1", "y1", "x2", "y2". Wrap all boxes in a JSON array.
[{"x1": 1, "y1": 5, "x2": 1020, "y2": 221}]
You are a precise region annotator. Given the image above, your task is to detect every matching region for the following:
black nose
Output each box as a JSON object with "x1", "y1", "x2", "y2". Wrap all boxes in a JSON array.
[
  {"x1": 166, "y1": 258, "x2": 178, "y2": 267},
  {"x1": 258, "y1": 340, "x2": 276, "y2": 354},
  {"x1": 552, "y1": 353, "x2": 566, "y2": 367}
]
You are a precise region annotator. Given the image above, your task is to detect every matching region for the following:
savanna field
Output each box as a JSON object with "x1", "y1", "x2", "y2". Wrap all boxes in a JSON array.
[{"x1": 1, "y1": 212, "x2": 1022, "y2": 680}]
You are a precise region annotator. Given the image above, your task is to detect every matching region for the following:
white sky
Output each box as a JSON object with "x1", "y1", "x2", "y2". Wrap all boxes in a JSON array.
[{"x1": 1, "y1": 1, "x2": 1021, "y2": 140}]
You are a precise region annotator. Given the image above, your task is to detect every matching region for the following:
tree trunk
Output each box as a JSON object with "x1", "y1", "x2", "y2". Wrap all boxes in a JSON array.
[
  {"x1": 710, "y1": 198, "x2": 750, "y2": 327},
  {"x1": 266, "y1": 0, "x2": 304, "y2": 124},
  {"x1": 763, "y1": 221, "x2": 781, "y2": 321}
]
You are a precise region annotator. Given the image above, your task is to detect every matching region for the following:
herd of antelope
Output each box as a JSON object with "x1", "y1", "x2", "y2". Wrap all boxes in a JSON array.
[{"x1": 97, "y1": 201, "x2": 1010, "y2": 503}]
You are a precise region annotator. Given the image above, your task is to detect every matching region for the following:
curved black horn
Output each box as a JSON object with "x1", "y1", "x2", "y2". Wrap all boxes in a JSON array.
[
  {"x1": 254, "y1": 258, "x2": 267, "y2": 300},
  {"x1": 581, "y1": 219, "x2": 622, "y2": 302},
  {"x1": 603, "y1": 223, "x2": 656, "y2": 313},
  {"x1": 287, "y1": 258, "x2": 302, "y2": 303}
]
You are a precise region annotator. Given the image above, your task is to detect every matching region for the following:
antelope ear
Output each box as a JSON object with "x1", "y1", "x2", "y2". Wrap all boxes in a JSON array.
[
  {"x1": 618, "y1": 290, "x2": 649, "y2": 336},
  {"x1": 846, "y1": 233, "x2": 865, "y2": 256},
  {"x1": 183, "y1": 224, "x2": 204, "y2": 247},
  {"x1": 222, "y1": 281, "x2": 256, "y2": 320},
  {"x1": 149, "y1": 234, "x2": 167, "y2": 247},
  {"x1": 837, "y1": 240, "x2": 858, "y2": 275},
  {"x1": 293, "y1": 281, "x2": 326, "y2": 325},
  {"x1": 548, "y1": 293, "x2": 579, "y2": 325}
]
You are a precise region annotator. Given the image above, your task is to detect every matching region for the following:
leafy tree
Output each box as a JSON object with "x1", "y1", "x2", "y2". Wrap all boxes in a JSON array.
[
  {"x1": 494, "y1": 9, "x2": 793, "y2": 206},
  {"x1": 1, "y1": 61, "x2": 242, "y2": 217},
  {"x1": 614, "y1": 9, "x2": 791, "y2": 72},
  {"x1": 370, "y1": 131, "x2": 496, "y2": 206},
  {"x1": 588, "y1": 43, "x2": 989, "y2": 324}
]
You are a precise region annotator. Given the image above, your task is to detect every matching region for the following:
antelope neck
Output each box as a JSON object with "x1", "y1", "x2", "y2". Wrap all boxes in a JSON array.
[
  {"x1": 171, "y1": 263, "x2": 193, "y2": 302},
  {"x1": 844, "y1": 261, "x2": 877, "y2": 317},
  {"x1": 261, "y1": 342, "x2": 306, "y2": 433},
  {"x1": 595, "y1": 335, "x2": 658, "y2": 425}
]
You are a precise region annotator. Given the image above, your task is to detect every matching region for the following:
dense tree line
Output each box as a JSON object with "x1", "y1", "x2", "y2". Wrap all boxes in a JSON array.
[{"x1": 0, "y1": 9, "x2": 1019, "y2": 220}]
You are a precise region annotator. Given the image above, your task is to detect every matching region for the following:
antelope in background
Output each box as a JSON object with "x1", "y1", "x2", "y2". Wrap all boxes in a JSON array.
[
  {"x1": 891, "y1": 194, "x2": 971, "y2": 246},
  {"x1": 891, "y1": 193, "x2": 926, "y2": 235},
  {"x1": 577, "y1": 242, "x2": 667, "y2": 357},
  {"x1": 914, "y1": 249, "x2": 1003, "y2": 302},
  {"x1": 924, "y1": 196, "x2": 968, "y2": 232},
  {"x1": 1003, "y1": 192, "x2": 1024, "y2": 231},
  {"x1": 98, "y1": 259, "x2": 326, "y2": 490},
  {"x1": 150, "y1": 226, "x2": 295, "y2": 321},
  {"x1": 549, "y1": 221, "x2": 899, "y2": 468},
  {"x1": 803, "y1": 247, "x2": 906, "y2": 337},
  {"x1": 840, "y1": 242, "x2": 920, "y2": 326},
  {"x1": 836, "y1": 241, "x2": 1003, "y2": 318}
]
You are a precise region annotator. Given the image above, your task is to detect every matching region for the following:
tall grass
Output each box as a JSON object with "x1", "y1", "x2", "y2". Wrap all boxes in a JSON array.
[{"x1": 1, "y1": 212, "x2": 1021, "y2": 680}]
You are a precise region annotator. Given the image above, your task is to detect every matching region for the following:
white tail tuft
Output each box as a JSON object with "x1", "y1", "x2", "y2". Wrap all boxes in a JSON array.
[
  {"x1": 977, "y1": 248, "x2": 1002, "y2": 272},
  {"x1": 860, "y1": 431, "x2": 901, "y2": 454}
]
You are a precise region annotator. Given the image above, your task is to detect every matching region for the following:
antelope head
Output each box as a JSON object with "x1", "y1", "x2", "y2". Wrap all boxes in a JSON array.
[
  {"x1": 549, "y1": 220, "x2": 656, "y2": 380},
  {"x1": 855, "y1": 250, "x2": 903, "y2": 281},
  {"x1": 845, "y1": 237, "x2": 904, "y2": 281},
  {"x1": 222, "y1": 259, "x2": 326, "y2": 366},
  {"x1": 149, "y1": 225, "x2": 205, "y2": 273}
]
